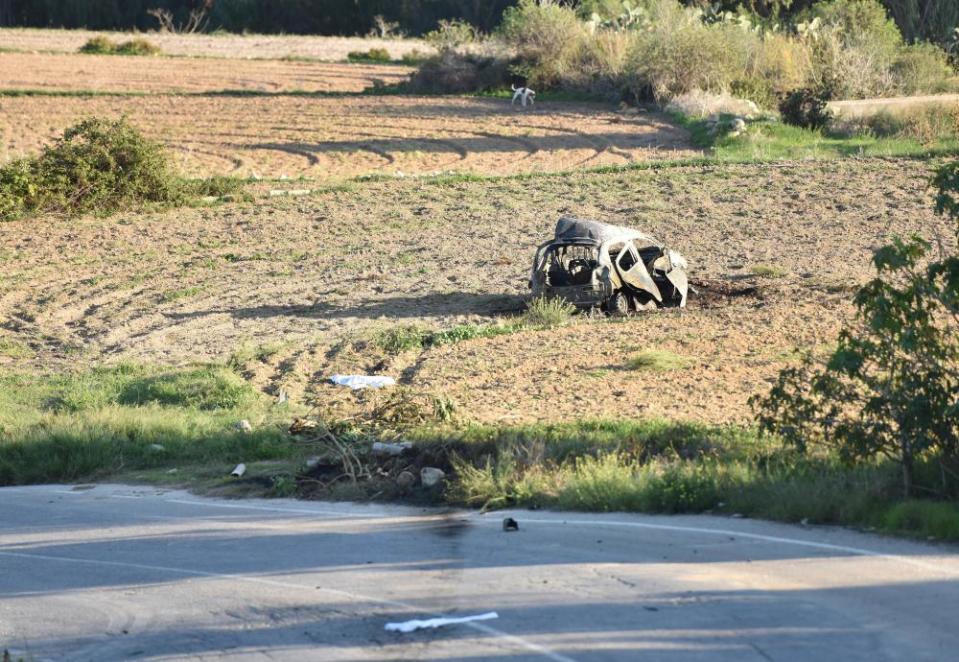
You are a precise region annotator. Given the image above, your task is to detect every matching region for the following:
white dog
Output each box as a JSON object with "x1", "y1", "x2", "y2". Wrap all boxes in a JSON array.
[{"x1": 511, "y1": 84, "x2": 536, "y2": 108}]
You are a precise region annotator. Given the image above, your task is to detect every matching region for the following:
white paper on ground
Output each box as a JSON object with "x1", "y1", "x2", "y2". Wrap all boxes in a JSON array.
[
  {"x1": 385, "y1": 612, "x2": 499, "y2": 633},
  {"x1": 329, "y1": 375, "x2": 397, "y2": 390}
]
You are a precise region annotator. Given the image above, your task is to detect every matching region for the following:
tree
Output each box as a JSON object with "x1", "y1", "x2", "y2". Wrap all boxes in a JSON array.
[{"x1": 753, "y1": 162, "x2": 959, "y2": 497}]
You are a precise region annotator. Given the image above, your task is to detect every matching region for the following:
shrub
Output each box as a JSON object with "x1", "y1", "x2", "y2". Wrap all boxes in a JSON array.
[
  {"x1": 779, "y1": 87, "x2": 833, "y2": 129},
  {"x1": 800, "y1": 1, "x2": 905, "y2": 99},
  {"x1": 425, "y1": 19, "x2": 477, "y2": 52},
  {"x1": 407, "y1": 50, "x2": 509, "y2": 94},
  {"x1": 852, "y1": 105, "x2": 959, "y2": 144},
  {"x1": 498, "y1": 0, "x2": 588, "y2": 87},
  {"x1": 79, "y1": 36, "x2": 116, "y2": 54},
  {"x1": 744, "y1": 31, "x2": 814, "y2": 106},
  {"x1": 347, "y1": 47, "x2": 391, "y2": 63},
  {"x1": 116, "y1": 38, "x2": 162, "y2": 56},
  {"x1": 891, "y1": 42, "x2": 954, "y2": 96},
  {"x1": 0, "y1": 117, "x2": 185, "y2": 221},
  {"x1": 625, "y1": 8, "x2": 757, "y2": 102},
  {"x1": 400, "y1": 48, "x2": 431, "y2": 65},
  {"x1": 79, "y1": 36, "x2": 161, "y2": 56},
  {"x1": 753, "y1": 161, "x2": 959, "y2": 497}
]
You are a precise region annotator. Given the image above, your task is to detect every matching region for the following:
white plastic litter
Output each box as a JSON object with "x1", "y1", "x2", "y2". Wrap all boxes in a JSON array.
[
  {"x1": 385, "y1": 612, "x2": 498, "y2": 633},
  {"x1": 231, "y1": 463, "x2": 246, "y2": 478},
  {"x1": 330, "y1": 375, "x2": 396, "y2": 390}
]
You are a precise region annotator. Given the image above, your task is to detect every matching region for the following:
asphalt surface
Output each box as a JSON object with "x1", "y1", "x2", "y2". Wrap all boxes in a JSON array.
[{"x1": 2, "y1": 484, "x2": 959, "y2": 661}]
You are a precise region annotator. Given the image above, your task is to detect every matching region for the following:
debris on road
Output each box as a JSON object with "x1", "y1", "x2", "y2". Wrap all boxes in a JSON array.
[
  {"x1": 385, "y1": 612, "x2": 499, "y2": 633},
  {"x1": 231, "y1": 463, "x2": 247, "y2": 478},
  {"x1": 420, "y1": 467, "x2": 445, "y2": 487},
  {"x1": 503, "y1": 517, "x2": 519, "y2": 532},
  {"x1": 329, "y1": 374, "x2": 397, "y2": 390},
  {"x1": 530, "y1": 216, "x2": 690, "y2": 314}
]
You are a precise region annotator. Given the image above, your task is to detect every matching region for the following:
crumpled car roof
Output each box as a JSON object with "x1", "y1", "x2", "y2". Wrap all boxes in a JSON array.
[{"x1": 552, "y1": 216, "x2": 660, "y2": 247}]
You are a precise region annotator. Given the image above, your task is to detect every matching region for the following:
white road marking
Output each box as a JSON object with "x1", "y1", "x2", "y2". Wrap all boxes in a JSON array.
[
  {"x1": 518, "y1": 517, "x2": 959, "y2": 577},
  {"x1": 0, "y1": 549, "x2": 577, "y2": 662}
]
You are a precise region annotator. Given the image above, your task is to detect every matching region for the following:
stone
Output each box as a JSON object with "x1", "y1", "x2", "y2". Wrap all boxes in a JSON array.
[
  {"x1": 420, "y1": 467, "x2": 446, "y2": 488},
  {"x1": 396, "y1": 471, "x2": 416, "y2": 489}
]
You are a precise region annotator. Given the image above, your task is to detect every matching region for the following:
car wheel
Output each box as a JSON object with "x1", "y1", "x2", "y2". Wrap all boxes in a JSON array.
[{"x1": 606, "y1": 291, "x2": 630, "y2": 316}]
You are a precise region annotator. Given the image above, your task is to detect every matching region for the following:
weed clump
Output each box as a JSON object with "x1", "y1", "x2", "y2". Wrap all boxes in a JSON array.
[
  {"x1": 521, "y1": 296, "x2": 576, "y2": 328},
  {"x1": 80, "y1": 37, "x2": 161, "y2": 56},
  {"x1": 347, "y1": 47, "x2": 391, "y2": 63}
]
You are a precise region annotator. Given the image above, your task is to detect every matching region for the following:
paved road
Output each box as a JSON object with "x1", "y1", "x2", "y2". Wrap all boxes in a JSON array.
[{"x1": 1, "y1": 484, "x2": 958, "y2": 661}]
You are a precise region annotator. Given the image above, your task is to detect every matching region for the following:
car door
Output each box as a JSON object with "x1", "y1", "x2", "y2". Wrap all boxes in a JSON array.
[{"x1": 614, "y1": 243, "x2": 662, "y2": 302}]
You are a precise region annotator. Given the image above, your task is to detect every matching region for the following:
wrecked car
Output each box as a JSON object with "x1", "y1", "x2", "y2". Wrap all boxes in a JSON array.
[{"x1": 529, "y1": 216, "x2": 689, "y2": 314}]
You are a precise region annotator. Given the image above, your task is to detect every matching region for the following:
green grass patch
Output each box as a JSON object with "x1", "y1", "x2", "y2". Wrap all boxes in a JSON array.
[
  {"x1": 372, "y1": 321, "x2": 521, "y2": 355},
  {"x1": 161, "y1": 285, "x2": 204, "y2": 302},
  {"x1": 0, "y1": 363, "x2": 295, "y2": 485},
  {"x1": 626, "y1": 349, "x2": 691, "y2": 372},
  {"x1": 676, "y1": 112, "x2": 959, "y2": 162},
  {"x1": 750, "y1": 264, "x2": 789, "y2": 278},
  {"x1": 370, "y1": 301, "x2": 575, "y2": 357},
  {"x1": 0, "y1": 338, "x2": 31, "y2": 358}
]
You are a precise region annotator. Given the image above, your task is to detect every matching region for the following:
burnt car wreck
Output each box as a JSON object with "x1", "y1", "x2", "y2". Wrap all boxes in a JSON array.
[{"x1": 530, "y1": 216, "x2": 690, "y2": 314}]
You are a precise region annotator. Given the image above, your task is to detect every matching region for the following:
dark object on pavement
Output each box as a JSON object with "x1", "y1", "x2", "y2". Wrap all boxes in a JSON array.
[{"x1": 503, "y1": 517, "x2": 519, "y2": 532}]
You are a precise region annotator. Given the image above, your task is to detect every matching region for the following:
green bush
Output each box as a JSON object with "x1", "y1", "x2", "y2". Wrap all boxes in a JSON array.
[
  {"x1": 116, "y1": 38, "x2": 162, "y2": 56},
  {"x1": 79, "y1": 36, "x2": 161, "y2": 56},
  {"x1": 407, "y1": 50, "x2": 509, "y2": 93},
  {"x1": 891, "y1": 42, "x2": 954, "y2": 95},
  {"x1": 753, "y1": 160, "x2": 959, "y2": 497},
  {"x1": 626, "y1": 7, "x2": 757, "y2": 102},
  {"x1": 854, "y1": 105, "x2": 959, "y2": 144},
  {"x1": 347, "y1": 47, "x2": 391, "y2": 63},
  {"x1": 79, "y1": 36, "x2": 116, "y2": 54},
  {"x1": 425, "y1": 19, "x2": 477, "y2": 52},
  {"x1": 498, "y1": 0, "x2": 587, "y2": 87},
  {"x1": 0, "y1": 117, "x2": 185, "y2": 221},
  {"x1": 779, "y1": 87, "x2": 833, "y2": 129},
  {"x1": 400, "y1": 48, "x2": 432, "y2": 65}
]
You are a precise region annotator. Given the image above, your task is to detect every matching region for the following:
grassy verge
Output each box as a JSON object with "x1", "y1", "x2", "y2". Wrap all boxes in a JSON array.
[
  {"x1": 675, "y1": 112, "x2": 959, "y2": 161},
  {"x1": 0, "y1": 364, "x2": 297, "y2": 485},
  {"x1": 2, "y1": 362, "x2": 957, "y2": 541}
]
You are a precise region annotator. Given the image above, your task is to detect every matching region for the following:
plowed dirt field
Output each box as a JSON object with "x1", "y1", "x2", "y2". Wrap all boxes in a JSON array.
[
  {"x1": 0, "y1": 51, "x2": 413, "y2": 94},
  {"x1": 1, "y1": 158, "x2": 951, "y2": 426},
  {"x1": 0, "y1": 95, "x2": 698, "y2": 179},
  {"x1": 0, "y1": 27, "x2": 430, "y2": 60}
]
